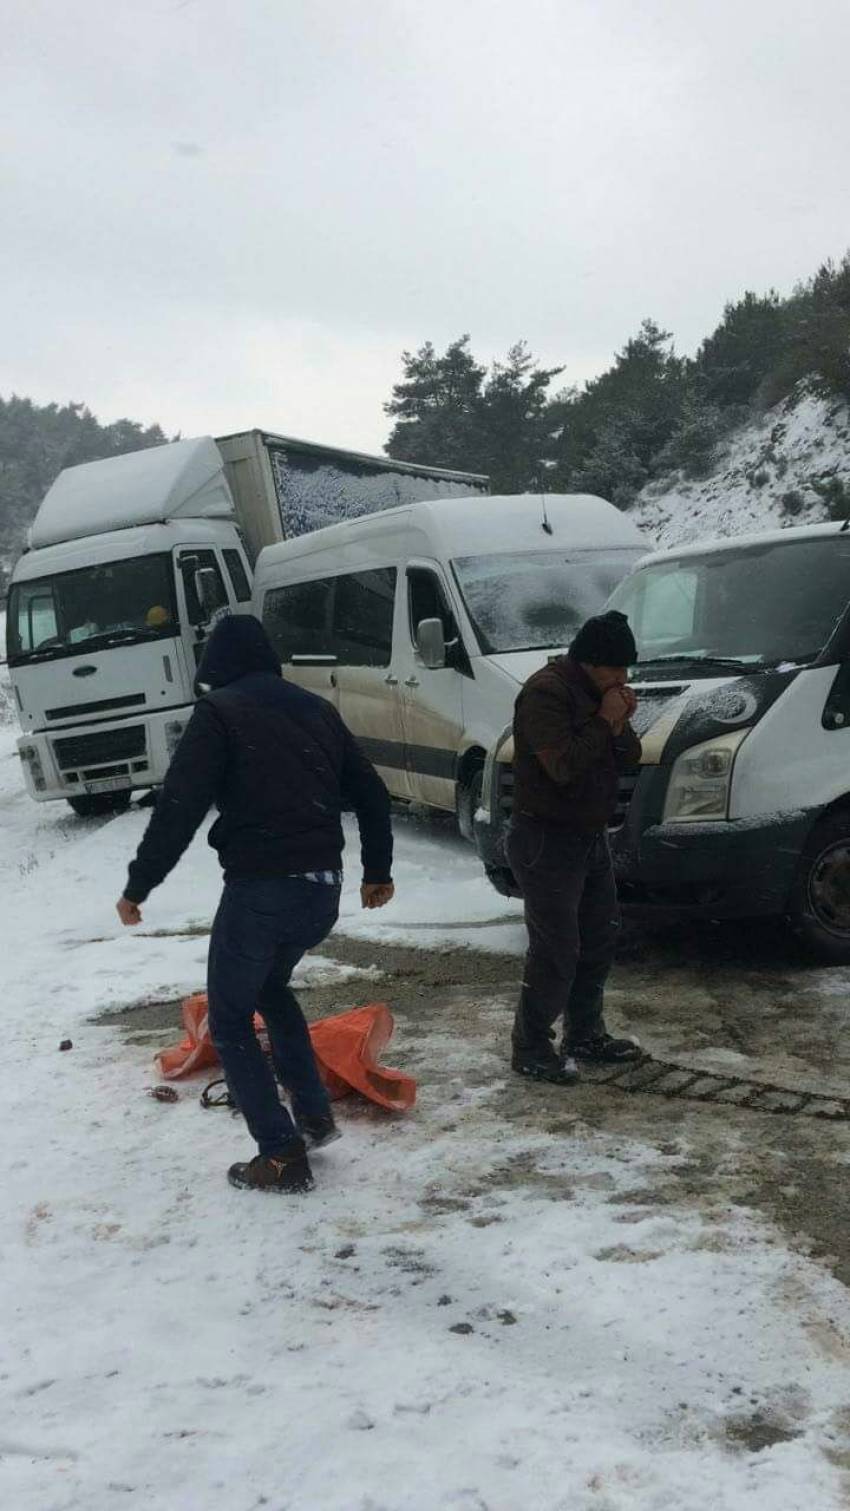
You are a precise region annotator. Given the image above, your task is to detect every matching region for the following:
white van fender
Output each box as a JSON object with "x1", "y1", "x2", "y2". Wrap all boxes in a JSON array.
[{"x1": 731, "y1": 665, "x2": 850, "y2": 820}]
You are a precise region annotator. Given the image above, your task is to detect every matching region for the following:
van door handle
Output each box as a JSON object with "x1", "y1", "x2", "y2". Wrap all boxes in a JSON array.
[
  {"x1": 384, "y1": 674, "x2": 399, "y2": 686},
  {"x1": 404, "y1": 676, "x2": 420, "y2": 688}
]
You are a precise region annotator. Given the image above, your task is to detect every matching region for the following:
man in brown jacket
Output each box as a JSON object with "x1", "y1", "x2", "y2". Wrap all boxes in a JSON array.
[{"x1": 509, "y1": 610, "x2": 643, "y2": 1085}]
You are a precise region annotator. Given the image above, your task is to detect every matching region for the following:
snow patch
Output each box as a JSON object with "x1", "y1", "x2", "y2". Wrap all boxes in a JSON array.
[{"x1": 634, "y1": 387, "x2": 850, "y2": 548}]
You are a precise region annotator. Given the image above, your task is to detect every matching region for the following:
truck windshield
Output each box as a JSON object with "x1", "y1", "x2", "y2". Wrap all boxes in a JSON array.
[
  {"x1": 452, "y1": 548, "x2": 642, "y2": 654},
  {"x1": 6, "y1": 553, "x2": 178, "y2": 666},
  {"x1": 608, "y1": 536, "x2": 850, "y2": 670}
]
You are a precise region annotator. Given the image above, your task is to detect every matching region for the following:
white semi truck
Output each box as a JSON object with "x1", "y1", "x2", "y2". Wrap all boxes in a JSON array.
[{"x1": 5, "y1": 430, "x2": 487, "y2": 815}]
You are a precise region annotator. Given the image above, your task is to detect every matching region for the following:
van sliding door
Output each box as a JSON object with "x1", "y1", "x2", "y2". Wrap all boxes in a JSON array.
[
  {"x1": 330, "y1": 568, "x2": 411, "y2": 802},
  {"x1": 398, "y1": 562, "x2": 466, "y2": 811}
]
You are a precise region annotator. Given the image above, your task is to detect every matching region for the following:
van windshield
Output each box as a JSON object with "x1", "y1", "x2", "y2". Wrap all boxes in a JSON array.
[
  {"x1": 608, "y1": 536, "x2": 850, "y2": 670},
  {"x1": 452, "y1": 548, "x2": 642, "y2": 654},
  {"x1": 6, "y1": 553, "x2": 178, "y2": 666}
]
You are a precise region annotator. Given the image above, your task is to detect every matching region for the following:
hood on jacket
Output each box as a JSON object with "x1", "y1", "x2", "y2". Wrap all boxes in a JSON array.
[{"x1": 195, "y1": 613, "x2": 281, "y2": 691}]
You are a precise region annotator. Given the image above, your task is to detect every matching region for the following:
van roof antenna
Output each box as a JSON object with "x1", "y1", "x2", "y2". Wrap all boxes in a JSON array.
[
  {"x1": 540, "y1": 489, "x2": 553, "y2": 535},
  {"x1": 841, "y1": 516, "x2": 850, "y2": 532}
]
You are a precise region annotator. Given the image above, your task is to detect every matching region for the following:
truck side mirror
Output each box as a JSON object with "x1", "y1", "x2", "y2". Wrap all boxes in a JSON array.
[
  {"x1": 194, "y1": 567, "x2": 221, "y2": 621},
  {"x1": 417, "y1": 617, "x2": 446, "y2": 670}
]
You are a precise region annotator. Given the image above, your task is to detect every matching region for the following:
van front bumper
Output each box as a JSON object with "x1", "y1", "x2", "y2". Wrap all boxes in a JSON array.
[
  {"x1": 610, "y1": 811, "x2": 813, "y2": 918},
  {"x1": 474, "y1": 761, "x2": 816, "y2": 919}
]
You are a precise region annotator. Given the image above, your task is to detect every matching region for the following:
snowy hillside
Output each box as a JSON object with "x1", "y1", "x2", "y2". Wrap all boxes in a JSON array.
[{"x1": 633, "y1": 387, "x2": 850, "y2": 548}]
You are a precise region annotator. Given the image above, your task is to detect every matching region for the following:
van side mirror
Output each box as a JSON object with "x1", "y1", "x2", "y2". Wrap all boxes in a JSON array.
[
  {"x1": 194, "y1": 567, "x2": 221, "y2": 621},
  {"x1": 417, "y1": 617, "x2": 446, "y2": 670}
]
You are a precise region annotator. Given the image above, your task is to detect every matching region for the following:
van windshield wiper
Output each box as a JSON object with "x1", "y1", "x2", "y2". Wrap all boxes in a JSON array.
[{"x1": 635, "y1": 654, "x2": 760, "y2": 672}]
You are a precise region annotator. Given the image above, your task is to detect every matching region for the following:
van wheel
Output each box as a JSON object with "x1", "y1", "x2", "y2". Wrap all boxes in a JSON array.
[
  {"x1": 67, "y1": 791, "x2": 133, "y2": 819},
  {"x1": 788, "y1": 810, "x2": 850, "y2": 963},
  {"x1": 457, "y1": 762, "x2": 484, "y2": 843},
  {"x1": 485, "y1": 864, "x2": 522, "y2": 899}
]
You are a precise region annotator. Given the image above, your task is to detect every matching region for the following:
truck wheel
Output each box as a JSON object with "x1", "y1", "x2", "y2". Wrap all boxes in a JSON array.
[
  {"x1": 788, "y1": 810, "x2": 850, "y2": 963},
  {"x1": 457, "y1": 762, "x2": 484, "y2": 843},
  {"x1": 67, "y1": 791, "x2": 133, "y2": 819}
]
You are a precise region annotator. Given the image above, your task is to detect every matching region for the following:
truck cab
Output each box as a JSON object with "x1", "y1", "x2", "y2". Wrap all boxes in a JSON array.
[{"x1": 5, "y1": 440, "x2": 251, "y2": 814}]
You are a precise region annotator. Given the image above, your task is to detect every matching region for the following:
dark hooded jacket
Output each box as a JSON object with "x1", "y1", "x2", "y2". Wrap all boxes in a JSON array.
[
  {"x1": 124, "y1": 614, "x2": 392, "y2": 903},
  {"x1": 512, "y1": 656, "x2": 641, "y2": 833}
]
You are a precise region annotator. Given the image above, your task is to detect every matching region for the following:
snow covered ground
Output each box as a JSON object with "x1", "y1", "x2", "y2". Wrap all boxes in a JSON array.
[
  {"x1": 634, "y1": 388, "x2": 850, "y2": 549},
  {"x1": 3, "y1": 655, "x2": 850, "y2": 1510}
]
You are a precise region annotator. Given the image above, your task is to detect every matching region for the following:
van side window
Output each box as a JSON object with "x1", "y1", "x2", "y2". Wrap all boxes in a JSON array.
[
  {"x1": 332, "y1": 569, "x2": 397, "y2": 667},
  {"x1": 182, "y1": 550, "x2": 228, "y2": 625},
  {"x1": 407, "y1": 567, "x2": 471, "y2": 675},
  {"x1": 262, "y1": 578, "x2": 334, "y2": 661},
  {"x1": 408, "y1": 568, "x2": 456, "y2": 643},
  {"x1": 223, "y1": 549, "x2": 252, "y2": 604}
]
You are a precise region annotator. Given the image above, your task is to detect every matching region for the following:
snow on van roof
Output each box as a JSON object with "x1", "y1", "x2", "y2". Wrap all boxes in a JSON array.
[
  {"x1": 255, "y1": 492, "x2": 646, "y2": 577},
  {"x1": 635, "y1": 519, "x2": 847, "y2": 566},
  {"x1": 29, "y1": 437, "x2": 234, "y2": 550}
]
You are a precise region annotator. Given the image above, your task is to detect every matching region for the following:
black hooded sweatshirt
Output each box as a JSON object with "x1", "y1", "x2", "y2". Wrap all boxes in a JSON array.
[{"x1": 124, "y1": 614, "x2": 392, "y2": 904}]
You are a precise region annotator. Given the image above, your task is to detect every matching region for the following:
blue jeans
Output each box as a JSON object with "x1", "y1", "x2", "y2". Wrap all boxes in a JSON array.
[{"x1": 207, "y1": 877, "x2": 341, "y2": 1155}]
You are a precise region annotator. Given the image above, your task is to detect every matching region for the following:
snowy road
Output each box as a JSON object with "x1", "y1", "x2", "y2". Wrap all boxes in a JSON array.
[{"x1": 2, "y1": 665, "x2": 850, "y2": 1510}]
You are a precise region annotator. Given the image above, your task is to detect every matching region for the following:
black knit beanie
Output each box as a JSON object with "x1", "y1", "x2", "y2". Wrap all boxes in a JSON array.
[{"x1": 568, "y1": 610, "x2": 637, "y2": 667}]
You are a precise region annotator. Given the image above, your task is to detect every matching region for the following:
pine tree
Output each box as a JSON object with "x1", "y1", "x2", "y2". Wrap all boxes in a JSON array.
[
  {"x1": 477, "y1": 342, "x2": 564, "y2": 493},
  {"x1": 384, "y1": 336, "x2": 486, "y2": 472}
]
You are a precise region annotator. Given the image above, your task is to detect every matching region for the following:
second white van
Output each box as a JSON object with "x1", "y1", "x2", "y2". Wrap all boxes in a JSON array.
[{"x1": 251, "y1": 493, "x2": 647, "y2": 833}]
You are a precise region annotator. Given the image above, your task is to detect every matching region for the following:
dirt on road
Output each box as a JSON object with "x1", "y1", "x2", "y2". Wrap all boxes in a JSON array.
[{"x1": 98, "y1": 912, "x2": 850, "y2": 1294}]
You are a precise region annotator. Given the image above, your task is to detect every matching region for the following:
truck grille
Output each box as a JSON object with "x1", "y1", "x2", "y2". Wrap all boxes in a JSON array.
[
  {"x1": 53, "y1": 725, "x2": 146, "y2": 772},
  {"x1": 46, "y1": 693, "x2": 146, "y2": 721}
]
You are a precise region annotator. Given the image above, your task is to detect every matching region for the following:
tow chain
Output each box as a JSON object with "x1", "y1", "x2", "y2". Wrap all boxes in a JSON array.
[{"x1": 580, "y1": 1055, "x2": 850, "y2": 1120}]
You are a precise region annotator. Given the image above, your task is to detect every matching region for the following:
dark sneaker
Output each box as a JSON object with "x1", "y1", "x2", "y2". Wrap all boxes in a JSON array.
[
  {"x1": 299, "y1": 1112, "x2": 342, "y2": 1151},
  {"x1": 567, "y1": 1032, "x2": 642, "y2": 1065},
  {"x1": 227, "y1": 1138, "x2": 314, "y2": 1193},
  {"x1": 512, "y1": 1047, "x2": 580, "y2": 1085}
]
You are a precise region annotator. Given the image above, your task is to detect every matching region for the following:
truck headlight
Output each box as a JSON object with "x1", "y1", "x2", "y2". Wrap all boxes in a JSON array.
[
  {"x1": 663, "y1": 728, "x2": 749, "y2": 823},
  {"x1": 19, "y1": 743, "x2": 46, "y2": 791}
]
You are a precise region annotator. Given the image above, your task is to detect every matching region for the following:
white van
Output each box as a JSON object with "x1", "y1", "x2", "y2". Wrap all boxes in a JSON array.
[
  {"x1": 251, "y1": 493, "x2": 646, "y2": 834},
  {"x1": 475, "y1": 521, "x2": 850, "y2": 962}
]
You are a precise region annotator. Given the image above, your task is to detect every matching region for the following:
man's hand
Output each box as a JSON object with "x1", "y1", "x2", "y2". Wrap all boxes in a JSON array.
[
  {"x1": 599, "y1": 686, "x2": 629, "y2": 734},
  {"x1": 619, "y1": 685, "x2": 638, "y2": 721},
  {"x1": 117, "y1": 896, "x2": 142, "y2": 927},
  {"x1": 361, "y1": 882, "x2": 395, "y2": 911}
]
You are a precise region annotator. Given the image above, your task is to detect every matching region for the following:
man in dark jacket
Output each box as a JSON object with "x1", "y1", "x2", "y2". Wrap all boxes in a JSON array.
[
  {"x1": 508, "y1": 610, "x2": 642, "y2": 1085},
  {"x1": 117, "y1": 615, "x2": 394, "y2": 1193}
]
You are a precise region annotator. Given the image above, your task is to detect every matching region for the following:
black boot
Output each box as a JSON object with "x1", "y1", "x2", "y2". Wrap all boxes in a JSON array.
[
  {"x1": 299, "y1": 1112, "x2": 342, "y2": 1150},
  {"x1": 566, "y1": 1031, "x2": 642, "y2": 1065},
  {"x1": 227, "y1": 1137, "x2": 314, "y2": 1193},
  {"x1": 512, "y1": 1045, "x2": 579, "y2": 1085}
]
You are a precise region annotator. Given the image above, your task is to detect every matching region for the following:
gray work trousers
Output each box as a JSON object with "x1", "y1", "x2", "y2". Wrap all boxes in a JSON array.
[{"x1": 507, "y1": 821, "x2": 619, "y2": 1055}]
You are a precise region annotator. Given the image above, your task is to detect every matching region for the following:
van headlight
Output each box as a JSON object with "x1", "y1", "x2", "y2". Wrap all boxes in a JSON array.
[{"x1": 663, "y1": 729, "x2": 749, "y2": 823}]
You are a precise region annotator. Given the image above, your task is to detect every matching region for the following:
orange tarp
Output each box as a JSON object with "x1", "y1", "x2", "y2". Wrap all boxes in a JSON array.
[{"x1": 154, "y1": 994, "x2": 416, "y2": 1112}]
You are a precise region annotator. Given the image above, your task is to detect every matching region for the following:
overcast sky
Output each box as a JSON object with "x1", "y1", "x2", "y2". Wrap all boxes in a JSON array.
[{"x1": 2, "y1": 0, "x2": 849, "y2": 454}]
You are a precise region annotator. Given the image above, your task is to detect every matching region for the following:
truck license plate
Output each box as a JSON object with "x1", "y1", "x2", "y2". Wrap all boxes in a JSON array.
[{"x1": 84, "y1": 776, "x2": 132, "y2": 795}]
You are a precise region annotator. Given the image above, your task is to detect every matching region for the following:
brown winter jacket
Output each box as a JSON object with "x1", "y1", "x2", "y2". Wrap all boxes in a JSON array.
[{"x1": 512, "y1": 656, "x2": 642, "y2": 833}]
